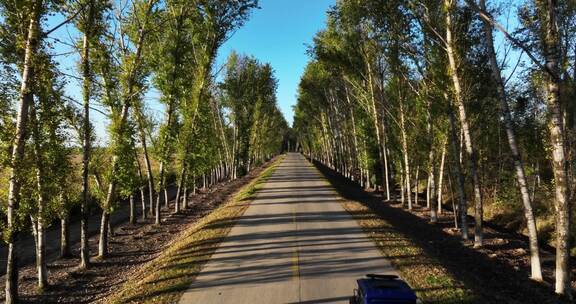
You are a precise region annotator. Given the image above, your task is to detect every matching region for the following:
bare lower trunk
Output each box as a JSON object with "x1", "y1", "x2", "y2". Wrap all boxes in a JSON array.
[
  {"x1": 437, "y1": 141, "x2": 447, "y2": 215},
  {"x1": 98, "y1": 210, "x2": 109, "y2": 258},
  {"x1": 414, "y1": 165, "x2": 420, "y2": 205},
  {"x1": 140, "y1": 187, "x2": 147, "y2": 221},
  {"x1": 140, "y1": 132, "x2": 154, "y2": 218},
  {"x1": 36, "y1": 221, "x2": 46, "y2": 290},
  {"x1": 449, "y1": 100, "x2": 468, "y2": 240},
  {"x1": 155, "y1": 163, "x2": 165, "y2": 225},
  {"x1": 531, "y1": 163, "x2": 540, "y2": 202},
  {"x1": 60, "y1": 217, "x2": 70, "y2": 258},
  {"x1": 193, "y1": 176, "x2": 197, "y2": 195},
  {"x1": 129, "y1": 195, "x2": 135, "y2": 225},
  {"x1": 429, "y1": 150, "x2": 437, "y2": 223},
  {"x1": 182, "y1": 175, "x2": 188, "y2": 210},
  {"x1": 399, "y1": 102, "x2": 412, "y2": 210},
  {"x1": 31, "y1": 217, "x2": 46, "y2": 291},
  {"x1": 164, "y1": 187, "x2": 169, "y2": 208},
  {"x1": 448, "y1": 170, "x2": 459, "y2": 229},
  {"x1": 426, "y1": 176, "x2": 431, "y2": 208},
  {"x1": 175, "y1": 166, "x2": 186, "y2": 213},
  {"x1": 400, "y1": 166, "x2": 405, "y2": 206},
  {"x1": 79, "y1": 195, "x2": 89, "y2": 269},
  {"x1": 426, "y1": 98, "x2": 436, "y2": 214},
  {"x1": 382, "y1": 129, "x2": 391, "y2": 200}
]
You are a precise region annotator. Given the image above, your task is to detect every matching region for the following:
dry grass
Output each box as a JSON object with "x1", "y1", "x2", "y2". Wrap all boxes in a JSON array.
[
  {"x1": 307, "y1": 165, "x2": 475, "y2": 303},
  {"x1": 313, "y1": 161, "x2": 566, "y2": 304},
  {"x1": 340, "y1": 200, "x2": 475, "y2": 303},
  {"x1": 103, "y1": 157, "x2": 282, "y2": 304}
]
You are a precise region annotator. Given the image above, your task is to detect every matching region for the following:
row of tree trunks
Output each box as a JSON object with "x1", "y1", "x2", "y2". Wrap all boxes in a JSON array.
[{"x1": 98, "y1": 0, "x2": 157, "y2": 257}]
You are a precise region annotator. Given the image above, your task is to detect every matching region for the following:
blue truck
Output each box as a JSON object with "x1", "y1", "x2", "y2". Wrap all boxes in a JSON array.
[{"x1": 349, "y1": 274, "x2": 418, "y2": 304}]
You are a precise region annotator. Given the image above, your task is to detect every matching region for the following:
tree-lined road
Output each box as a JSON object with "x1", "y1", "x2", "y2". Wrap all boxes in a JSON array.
[{"x1": 179, "y1": 153, "x2": 397, "y2": 303}]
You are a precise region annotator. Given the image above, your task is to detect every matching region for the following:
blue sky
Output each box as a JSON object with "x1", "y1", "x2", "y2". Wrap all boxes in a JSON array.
[
  {"x1": 46, "y1": 0, "x2": 524, "y2": 143},
  {"x1": 215, "y1": 0, "x2": 336, "y2": 126},
  {"x1": 48, "y1": 0, "x2": 335, "y2": 143}
]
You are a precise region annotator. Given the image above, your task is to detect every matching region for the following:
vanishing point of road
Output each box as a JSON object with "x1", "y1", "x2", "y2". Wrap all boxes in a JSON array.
[{"x1": 179, "y1": 153, "x2": 397, "y2": 304}]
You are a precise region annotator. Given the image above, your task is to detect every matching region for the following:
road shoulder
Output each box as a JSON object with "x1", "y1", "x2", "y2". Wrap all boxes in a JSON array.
[
  {"x1": 312, "y1": 159, "x2": 567, "y2": 304},
  {"x1": 103, "y1": 157, "x2": 283, "y2": 304}
]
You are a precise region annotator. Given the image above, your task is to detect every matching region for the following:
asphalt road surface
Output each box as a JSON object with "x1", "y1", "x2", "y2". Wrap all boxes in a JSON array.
[{"x1": 179, "y1": 153, "x2": 397, "y2": 304}]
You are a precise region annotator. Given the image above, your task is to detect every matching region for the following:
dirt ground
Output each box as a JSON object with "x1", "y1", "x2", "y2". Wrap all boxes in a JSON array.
[
  {"x1": 313, "y1": 160, "x2": 573, "y2": 304},
  {"x1": 7, "y1": 156, "x2": 574, "y2": 303},
  {"x1": 2, "y1": 160, "x2": 276, "y2": 304}
]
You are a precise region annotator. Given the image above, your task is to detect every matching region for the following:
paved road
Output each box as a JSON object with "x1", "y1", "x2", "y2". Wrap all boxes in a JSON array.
[{"x1": 179, "y1": 153, "x2": 397, "y2": 304}]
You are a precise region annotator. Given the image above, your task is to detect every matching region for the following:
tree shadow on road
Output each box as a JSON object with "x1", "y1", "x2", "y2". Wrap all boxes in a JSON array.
[{"x1": 313, "y1": 160, "x2": 568, "y2": 304}]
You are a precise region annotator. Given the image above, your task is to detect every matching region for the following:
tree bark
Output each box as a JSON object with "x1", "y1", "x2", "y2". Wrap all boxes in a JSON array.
[
  {"x1": 400, "y1": 166, "x2": 406, "y2": 206},
  {"x1": 479, "y1": 0, "x2": 542, "y2": 280},
  {"x1": 429, "y1": 148, "x2": 437, "y2": 223},
  {"x1": 175, "y1": 165, "x2": 186, "y2": 213},
  {"x1": 414, "y1": 165, "x2": 420, "y2": 205},
  {"x1": 140, "y1": 187, "x2": 147, "y2": 221},
  {"x1": 129, "y1": 195, "x2": 135, "y2": 225},
  {"x1": 366, "y1": 59, "x2": 388, "y2": 197},
  {"x1": 539, "y1": 0, "x2": 571, "y2": 297},
  {"x1": 445, "y1": 0, "x2": 482, "y2": 246},
  {"x1": 156, "y1": 164, "x2": 166, "y2": 215},
  {"x1": 382, "y1": 121, "x2": 391, "y2": 200},
  {"x1": 399, "y1": 101, "x2": 412, "y2": 210},
  {"x1": 426, "y1": 97, "x2": 436, "y2": 210},
  {"x1": 79, "y1": 14, "x2": 93, "y2": 270},
  {"x1": 136, "y1": 118, "x2": 154, "y2": 218},
  {"x1": 98, "y1": 210, "x2": 110, "y2": 258},
  {"x1": 134, "y1": 150, "x2": 147, "y2": 220},
  {"x1": 5, "y1": 1, "x2": 42, "y2": 301},
  {"x1": 437, "y1": 140, "x2": 447, "y2": 216},
  {"x1": 31, "y1": 106, "x2": 47, "y2": 290},
  {"x1": 182, "y1": 174, "x2": 188, "y2": 210},
  {"x1": 60, "y1": 216, "x2": 71, "y2": 258},
  {"x1": 448, "y1": 100, "x2": 468, "y2": 240}
]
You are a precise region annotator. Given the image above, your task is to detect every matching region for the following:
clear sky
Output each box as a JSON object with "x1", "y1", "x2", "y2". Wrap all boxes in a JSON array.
[
  {"x1": 47, "y1": 0, "x2": 522, "y2": 142},
  {"x1": 215, "y1": 0, "x2": 336, "y2": 126},
  {"x1": 48, "y1": 0, "x2": 335, "y2": 143}
]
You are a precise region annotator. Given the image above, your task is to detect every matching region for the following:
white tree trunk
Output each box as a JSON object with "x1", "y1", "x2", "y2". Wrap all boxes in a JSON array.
[
  {"x1": 5, "y1": 2, "x2": 42, "y2": 301},
  {"x1": 445, "y1": 0, "x2": 482, "y2": 246},
  {"x1": 479, "y1": 0, "x2": 542, "y2": 280},
  {"x1": 448, "y1": 100, "x2": 469, "y2": 240},
  {"x1": 437, "y1": 141, "x2": 447, "y2": 216}
]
